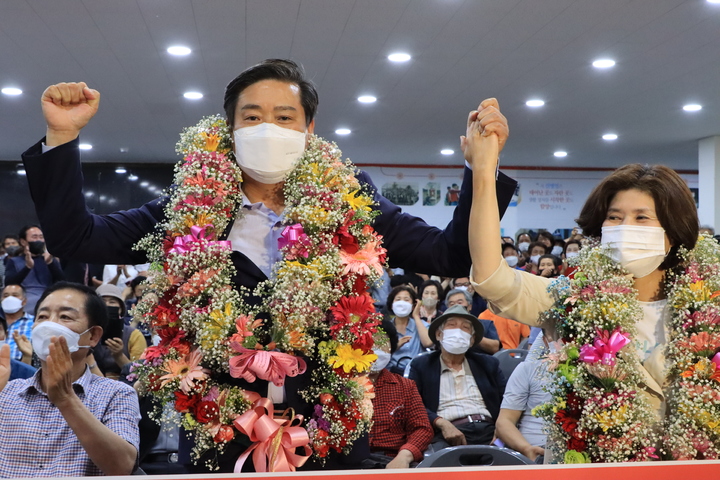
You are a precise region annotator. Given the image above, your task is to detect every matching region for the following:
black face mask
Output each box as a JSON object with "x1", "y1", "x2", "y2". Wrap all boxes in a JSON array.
[
  {"x1": 28, "y1": 240, "x2": 46, "y2": 256},
  {"x1": 4, "y1": 245, "x2": 22, "y2": 257}
]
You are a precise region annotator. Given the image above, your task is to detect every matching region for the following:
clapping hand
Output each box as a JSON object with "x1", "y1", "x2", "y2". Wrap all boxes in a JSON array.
[
  {"x1": 45, "y1": 336, "x2": 76, "y2": 407},
  {"x1": 13, "y1": 331, "x2": 32, "y2": 358}
]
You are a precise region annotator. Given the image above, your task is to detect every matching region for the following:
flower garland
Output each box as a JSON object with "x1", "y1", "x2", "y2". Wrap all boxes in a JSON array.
[
  {"x1": 535, "y1": 235, "x2": 720, "y2": 463},
  {"x1": 129, "y1": 115, "x2": 384, "y2": 470}
]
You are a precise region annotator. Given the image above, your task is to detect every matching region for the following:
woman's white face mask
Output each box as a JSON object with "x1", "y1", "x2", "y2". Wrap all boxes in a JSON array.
[{"x1": 601, "y1": 225, "x2": 668, "y2": 278}]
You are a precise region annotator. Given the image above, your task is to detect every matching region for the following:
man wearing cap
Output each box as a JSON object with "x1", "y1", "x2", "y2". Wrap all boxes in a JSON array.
[
  {"x1": 94, "y1": 284, "x2": 147, "y2": 380},
  {"x1": 408, "y1": 305, "x2": 506, "y2": 449}
]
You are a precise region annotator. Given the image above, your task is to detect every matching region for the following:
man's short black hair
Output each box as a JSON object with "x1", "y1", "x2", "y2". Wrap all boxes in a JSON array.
[
  {"x1": 2, "y1": 284, "x2": 26, "y2": 297},
  {"x1": 2, "y1": 234, "x2": 19, "y2": 245},
  {"x1": 18, "y1": 225, "x2": 40, "y2": 241},
  {"x1": 35, "y1": 282, "x2": 108, "y2": 331},
  {"x1": 223, "y1": 59, "x2": 319, "y2": 128}
]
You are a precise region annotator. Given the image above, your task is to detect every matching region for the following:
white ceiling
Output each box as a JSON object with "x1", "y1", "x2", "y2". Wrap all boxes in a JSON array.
[{"x1": 1, "y1": 0, "x2": 719, "y2": 169}]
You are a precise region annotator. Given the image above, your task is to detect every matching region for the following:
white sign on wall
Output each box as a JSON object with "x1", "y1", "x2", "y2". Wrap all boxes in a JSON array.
[{"x1": 360, "y1": 165, "x2": 698, "y2": 238}]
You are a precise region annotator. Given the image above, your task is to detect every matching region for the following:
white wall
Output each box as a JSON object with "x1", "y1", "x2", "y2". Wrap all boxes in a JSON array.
[{"x1": 361, "y1": 165, "x2": 699, "y2": 238}]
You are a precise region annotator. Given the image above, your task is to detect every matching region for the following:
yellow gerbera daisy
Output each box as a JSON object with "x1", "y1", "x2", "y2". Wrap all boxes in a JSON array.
[{"x1": 328, "y1": 344, "x2": 377, "y2": 373}]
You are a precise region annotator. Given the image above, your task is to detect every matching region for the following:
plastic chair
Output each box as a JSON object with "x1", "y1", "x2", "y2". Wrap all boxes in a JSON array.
[
  {"x1": 417, "y1": 445, "x2": 533, "y2": 468},
  {"x1": 493, "y1": 348, "x2": 529, "y2": 380},
  {"x1": 517, "y1": 337, "x2": 530, "y2": 350}
]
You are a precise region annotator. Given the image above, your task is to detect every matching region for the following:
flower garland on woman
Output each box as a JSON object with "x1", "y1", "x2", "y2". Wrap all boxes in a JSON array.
[
  {"x1": 534, "y1": 235, "x2": 720, "y2": 463},
  {"x1": 130, "y1": 115, "x2": 384, "y2": 470}
]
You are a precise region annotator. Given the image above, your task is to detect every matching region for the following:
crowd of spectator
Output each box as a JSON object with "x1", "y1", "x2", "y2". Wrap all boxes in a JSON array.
[{"x1": 4, "y1": 223, "x2": 692, "y2": 474}]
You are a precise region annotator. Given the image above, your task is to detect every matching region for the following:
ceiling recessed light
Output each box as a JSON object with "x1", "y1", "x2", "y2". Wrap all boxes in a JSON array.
[
  {"x1": 683, "y1": 104, "x2": 702, "y2": 112},
  {"x1": 167, "y1": 46, "x2": 192, "y2": 56},
  {"x1": 16, "y1": 168, "x2": 26, "y2": 176},
  {"x1": 1, "y1": 87, "x2": 22, "y2": 96},
  {"x1": 115, "y1": 167, "x2": 127, "y2": 174},
  {"x1": 183, "y1": 92, "x2": 203, "y2": 99},
  {"x1": 440, "y1": 149, "x2": 454, "y2": 155},
  {"x1": 708, "y1": 0, "x2": 720, "y2": 4},
  {"x1": 554, "y1": 151, "x2": 568, "y2": 158},
  {"x1": 140, "y1": 181, "x2": 149, "y2": 187},
  {"x1": 602, "y1": 133, "x2": 618, "y2": 141},
  {"x1": 526, "y1": 99, "x2": 545, "y2": 107},
  {"x1": 357, "y1": 95, "x2": 377, "y2": 104},
  {"x1": 335, "y1": 128, "x2": 351, "y2": 135},
  {"x1": 79, "y1": 144, "x2": 92, "y2": 150},
  {"x1": 128, "y1": 174, "x2": 138, "y2": 181},
  {"x1": 85, "y1": 191, "x2": 94, "y2": 197},
  {"x1": 388, "y1": 53, "x2": 411, "y2": 63},
  {"x1": 99, "y1": 195, "x2": 107, "y2": 201},
  {"x1": 592, "y1": 58, "x2": 616, "y2": 69}
]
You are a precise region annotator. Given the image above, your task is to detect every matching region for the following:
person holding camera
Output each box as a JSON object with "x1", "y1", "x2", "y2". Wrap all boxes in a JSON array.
[
  {"x1": 93, "y1": 283, "x2": 147, "y2": 380},
  {"x1": 4, "y1": 225, "x2": 65, "y2": 313}
]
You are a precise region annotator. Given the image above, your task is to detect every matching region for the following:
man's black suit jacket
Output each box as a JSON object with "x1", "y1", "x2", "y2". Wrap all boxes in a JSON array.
[{"x1": 408, "y1": 350, "x2": 507, "y2": 425}]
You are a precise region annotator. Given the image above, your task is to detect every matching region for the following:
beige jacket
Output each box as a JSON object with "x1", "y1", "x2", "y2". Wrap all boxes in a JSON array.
[{"x1": 471, "y1": 258, "x2": 666, "y2": 420}]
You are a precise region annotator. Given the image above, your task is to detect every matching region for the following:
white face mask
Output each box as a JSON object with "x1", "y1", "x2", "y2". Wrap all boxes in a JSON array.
[
  {"x1": 370, "y1": 349, "x2": 392, "y2": 372},
  {"x1": 601, "y1": 225, "x2": 667, "y2": 278},
  {"x1": 440, "y1": 328, "x2": 473, "y2": 355},
  {"x1": 392, "y1": 300, "x2": 413, "y2": 318},
  {"x1": 566, "y1": 251, "x2": 579, "y2": 259},
  {"x1": 505, "y1": 255, "x2": 519, "y2": 267},
  {"x1": 31, "y1": 321, "x2": 91, "y2": 361},
  {"x1": 518, "y1": 242, "x2": 530, "y2": 252},
  {"x1": 551, "y1": 246, "x2": 564, "y2": 256},
  {"x1": 233, "y1": 123, "x2": 307, "y2": 184},
  {"x1": 422, "y1": 297, "x2": 438, "y2": 308},
  {"x1": 1, "y1": 296, "x2": 23, "y2": 314},
  {"x1": 454, "y1": 285, "x2": 469, "y2": 292},
  {"x1": 530, "y1": 254, "x2": 541, "y2": 265}
]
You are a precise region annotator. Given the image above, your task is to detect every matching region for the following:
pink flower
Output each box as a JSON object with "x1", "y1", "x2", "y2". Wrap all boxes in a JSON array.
[
  {"x1": 338, "y1": 240, "x2": 385, "y2": 277},
  {"x1": 158, "y1": 349, "x2": 209, "y2": 394}
]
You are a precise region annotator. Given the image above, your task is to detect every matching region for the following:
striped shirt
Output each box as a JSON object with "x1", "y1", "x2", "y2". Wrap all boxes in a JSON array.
[
  {"x1": 0, "y1": 367, "x2": 140, "y2": 477},
  {"x1": 436, "y1": 357, "x2": 492, "y2": 422}
]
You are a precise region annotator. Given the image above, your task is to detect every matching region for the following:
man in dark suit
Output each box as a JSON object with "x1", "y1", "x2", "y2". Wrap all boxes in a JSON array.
[
  {"x1": 408, "y1": 305, "x2": 507, "y2": 449},
  {"x1": 21, "y1": 59, "x2": 515, "y2": 471}
]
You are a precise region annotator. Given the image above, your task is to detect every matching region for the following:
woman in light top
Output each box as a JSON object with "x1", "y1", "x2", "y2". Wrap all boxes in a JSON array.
[{"x1": 463, "y1": 99, "x2": 718, "y2": 463}]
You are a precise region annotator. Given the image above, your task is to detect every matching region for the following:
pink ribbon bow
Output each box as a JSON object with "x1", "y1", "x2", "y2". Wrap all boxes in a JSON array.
[
  {"x1": 278, "y1": 224, "x2": 306, "y2": 251},
  {"x1": 233, "y1": 398, "x2": 311, "y2": 473},
  {"x1": 228, "y1": 344, "x2": 307, "y2": 387},
  {"x1": 579, "y1": 329, "x2": 631, "y2": 366},
  {"x1": 169, "y1": 224, "x2": 231, "y2": 255}
]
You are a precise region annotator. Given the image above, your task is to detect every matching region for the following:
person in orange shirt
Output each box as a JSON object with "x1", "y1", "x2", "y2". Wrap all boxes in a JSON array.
[{"x1": 478, "y1": 309, "x2": 530, "y2": 350}]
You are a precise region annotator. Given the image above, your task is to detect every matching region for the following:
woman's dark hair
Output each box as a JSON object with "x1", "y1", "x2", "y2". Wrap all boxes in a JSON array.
[
  {"x1": 35, "y1": 282, "x2": 108, "y2": 331},
  {"x1": 527, "y1": 241, "x2": 548, "y2": 255},
  {"x1": 502, "y1": 242, "x2": 518, "y2": 256},
  {"x1": 386, "y1": 285, "x2": 418, "y2": 312},
  {"x1": 224, "y1": 59, "x2": 319, "y2": 128},
  {"x1": 564, "y1": 239, "x2": 581, "y2": 254},
  {"x1": 379, "y1": 319, "x2": 399, "y2": 354},
  {"x1": 539, "y1": 254, "x2": 562, "y2": 269},
  {"x1": 537, "y1": 231, "x2": 555, "y2": 245},
  {"x1": 418, "y1": 280, "x2": 445, "y2": 303},
  {"x1": 576, "y1": 164, "x2": 698, "y2": 270},
  {"x1": 129, "y1": 275, "x2": 147, "y2": 291}
]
